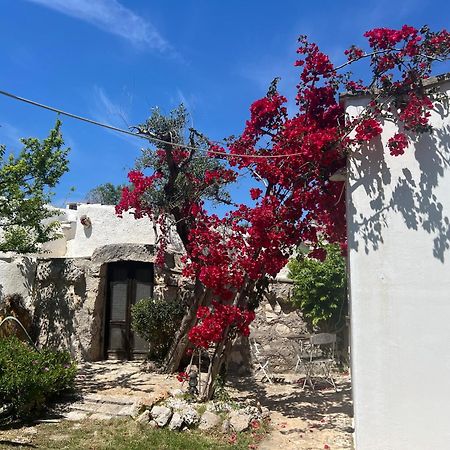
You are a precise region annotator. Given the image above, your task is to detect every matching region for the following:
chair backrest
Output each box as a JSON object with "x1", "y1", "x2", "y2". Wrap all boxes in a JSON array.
[
  {"x1": 310, "y1": 333, "x2": 336, "y2": 345},
  {"x1": 308, "y1": 333, "x2": 337, "y2": 360}
]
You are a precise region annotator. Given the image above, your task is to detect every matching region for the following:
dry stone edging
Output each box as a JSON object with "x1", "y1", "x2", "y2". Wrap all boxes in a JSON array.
[{"x1": 198, "y1": 411, "x2": 220, "y2": 430}]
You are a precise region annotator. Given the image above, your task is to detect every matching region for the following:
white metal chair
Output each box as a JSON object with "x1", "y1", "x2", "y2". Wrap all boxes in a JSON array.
[
  {"x1": 250, "y1": 339, "x2": 274, "y2": 384},
  {"x1": 301, "y1": 333, "x2": 337, "y2": 391}
]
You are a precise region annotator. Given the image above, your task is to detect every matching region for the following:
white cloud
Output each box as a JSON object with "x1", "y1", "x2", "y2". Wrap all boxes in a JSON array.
[
  {"x1": 90, "y1": 86, "x2": 142, "y2": 148},
  {"x1": 0, "y1": 121, "x2": 22, "y2": 150},
  {"x1": 93, "y1": 86, "x2": 130, "y2": 127},
  {"x1": 26, "y1": 0, "x2": 171, "y2": 53}
]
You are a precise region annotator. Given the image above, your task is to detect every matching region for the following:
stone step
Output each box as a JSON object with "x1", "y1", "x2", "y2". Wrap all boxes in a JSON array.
[
  {"x1": 81, "y1": 394, "x2": 135, "y2": 405},
  {"x1": 67, "y1": 394, "x2": 139, "y2": 419}
]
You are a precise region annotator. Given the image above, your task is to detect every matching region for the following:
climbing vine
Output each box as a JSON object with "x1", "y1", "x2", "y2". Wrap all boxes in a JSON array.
[{"x1": 117, "y1": 25, "x2": 450, "y2": 399}]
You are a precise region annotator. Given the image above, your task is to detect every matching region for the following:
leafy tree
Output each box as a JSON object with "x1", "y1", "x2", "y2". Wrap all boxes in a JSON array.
[
  {"x1": 86, "y1": 182, "x2": 125, "y2": 205},
  {"x1": 0, "y1": 120, "x2": 69, "y2": 253},
  {"x1": 288, "y1": 243, "x2": 347, "y2": 330}
]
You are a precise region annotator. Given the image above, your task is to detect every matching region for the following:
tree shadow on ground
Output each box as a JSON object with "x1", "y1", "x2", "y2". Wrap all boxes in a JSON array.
[{"x1": 228, "y1": 374, "x2": 353, "y2": 427}]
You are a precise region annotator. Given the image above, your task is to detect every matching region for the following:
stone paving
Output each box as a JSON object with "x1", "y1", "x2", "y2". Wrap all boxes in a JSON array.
[
  {"x1": 60, "y1": 360, "x2": 179, "y2": 421},
  {"x1": 52, "y1": 360, "x2": 353, "y2": 449}
]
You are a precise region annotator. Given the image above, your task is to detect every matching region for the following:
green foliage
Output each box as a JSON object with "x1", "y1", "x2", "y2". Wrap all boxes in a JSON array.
[
  {"x1": 212, "y1": 375, "x2": 231, "y2": 403},
  {"x1": 288, "y1": 243, "x2": 347, "y2": 329},
  {"x1": 86, "y1": 182, "x2": 126, "y2": 205},
  {"x1": 13, "y1": 419, "x2": 266, "y2": 449},
  {"x1": 0, "y1": 337, "x2": 76, "y2": 419},
  {"x1": 135, "y1": 105, "x2": 234, "y2": 215},
  {"x1": 0, "y1": 120, "x2": 70, "y2": 253},
  {"x1": 131, "y1": 298, "x2": 185, "y2": 360}
]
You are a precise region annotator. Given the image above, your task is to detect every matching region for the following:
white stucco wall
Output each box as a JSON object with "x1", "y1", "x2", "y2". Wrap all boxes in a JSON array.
[
  {"x1": 65, "y1": 204, "x2": 159, "y2": 258},
  {"x1": 346, "y1": 79, "x2": 450, "y2": 450},
  {"x1": 39, "y1": 204, "x2": 183, "y2": 258}
]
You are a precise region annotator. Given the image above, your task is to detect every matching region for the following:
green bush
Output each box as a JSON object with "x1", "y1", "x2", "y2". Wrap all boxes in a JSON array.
[
  {"x1": 131, "y1": 298, "x2": 185, "y2": 360},
  {"x1": 288, "y1": 243, "x2": 347, "y2": 329},
  {"x1": 0, "y1": 337, "x2": 77, "y2": 419}
]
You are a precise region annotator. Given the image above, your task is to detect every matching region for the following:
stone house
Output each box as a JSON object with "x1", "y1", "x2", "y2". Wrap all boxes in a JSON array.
[{"x1": 0, "y1": 202, "x2": 307, "y2": 371}]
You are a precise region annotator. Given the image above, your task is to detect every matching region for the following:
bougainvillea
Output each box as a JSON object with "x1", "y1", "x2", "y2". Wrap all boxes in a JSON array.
[{"x1": 117, "y1": 25, "x2": 450, "y2": 399}]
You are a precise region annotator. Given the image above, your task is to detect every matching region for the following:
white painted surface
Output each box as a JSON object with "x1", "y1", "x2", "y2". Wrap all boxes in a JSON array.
[
  {"x1": 64, "y1": 204, "x2": 159, "y2": 258},
  {"x1": 0, "y1": 255, "x2": 36, "y2": 305},
  {"x1": 346, "y1": 80, "x2": 450, "y2": 450},
  {"x1": 38, "y1": 204, "x2": 183, "y2": 258}
]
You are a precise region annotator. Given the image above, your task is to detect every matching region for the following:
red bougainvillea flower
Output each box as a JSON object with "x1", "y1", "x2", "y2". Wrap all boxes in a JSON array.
[
  {"x1": 355, "y1": 119, "x2": 383, "y2": 142},
  {"x1": 309, "y1": 248, "x2": 327, "y2": 261},
  {"x1": 176, "y1": 371, "x2": 189, "y2": 383},
  {"x1": 388, "y1": 132, "x2": 409, "y2": 156}
]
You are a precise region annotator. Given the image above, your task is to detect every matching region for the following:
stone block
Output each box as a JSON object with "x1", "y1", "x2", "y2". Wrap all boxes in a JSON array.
[
  {"x1": 229, "y1": 411, "x2": 251, "y2": 433},
  {"x1": 136, "y1": 410, "x2": 151, "y2": 424},
  {"x1": 151, "y1": 405, "x2": 173, "y2": 427},
  {"x1": 168, "y1": 412, "x2": 184, "y2": 430},
  {"x1": 199, "y1": 411, "x2": 220, "y2": 431}
]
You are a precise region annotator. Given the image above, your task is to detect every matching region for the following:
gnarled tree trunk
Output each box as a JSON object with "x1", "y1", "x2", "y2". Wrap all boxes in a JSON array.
[{"x1": 163, "y1": 279, "x2": 211, "y2": 372}]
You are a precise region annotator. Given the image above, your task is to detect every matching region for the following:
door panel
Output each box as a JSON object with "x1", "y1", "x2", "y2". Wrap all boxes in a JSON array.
[
  {"x1": 131, "y1": 265, "x2": 154, "y2": 357},
  {"x1": 105, "y1": 261, "x2": 154, "y2": 359}
]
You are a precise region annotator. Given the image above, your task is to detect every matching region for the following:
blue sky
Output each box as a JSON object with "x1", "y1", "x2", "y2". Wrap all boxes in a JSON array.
[{"x1": 1, "y1": 0, "x2": 449, "y2": 208}]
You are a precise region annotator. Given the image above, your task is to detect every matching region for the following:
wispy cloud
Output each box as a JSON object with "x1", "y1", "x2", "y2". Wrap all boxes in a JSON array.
[
  {"x1": 92, "y1": 86, "x2": 130, "y2": 128},
  {"x1": 90, "y1": 86, "x2": 142, "y2": 148},
  {"x1": 0, "y1": 121, "x2": 22, "y2": 150},
  {"x1": 25, "y1": 0, "x2": 172, "y2": 53}
]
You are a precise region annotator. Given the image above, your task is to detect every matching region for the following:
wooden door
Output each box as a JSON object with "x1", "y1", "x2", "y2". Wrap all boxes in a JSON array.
[{"x1": 105, "y1": 261, "x2": 154, "y2": 360}]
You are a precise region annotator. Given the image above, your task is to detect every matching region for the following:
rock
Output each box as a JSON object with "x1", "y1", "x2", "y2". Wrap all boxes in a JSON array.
[
  {"x1": 148, "y1": 420, "x2": 158, "y2": 428},
  {"x1": 275, "y1": 323, "x2": 291, "y2": 336},
  {"x1": 265, "y1": 311, "x2": 278, "y2": 323},
  {"x1": 64, "y1": 411, "x2": 88, "y2": 421},
  {"x1": 198, "y1": 411, "x2": 220, "y2": 431},
  {"x1": 180, "y1": 406, "x2": 200, "y2": 427},
  {"x1": 260, "y1": 406, "x2": 271, "y2": 419},
  {"x1": 221, "y1": 418, "x2": 231, "y2": 434},
  {"x1": 151, "y1": 405, "x2": 173, "y2": 427},
  {"x1": 242, "y1": 405, "x2": 262, "y2": 420},
  {"x1": 128, "y1": 401, "x2": 144, "y2": 418},
  {"x1": 136, "y1": 410, "x2": 151, "y2": 424},
  {"x1": 168, "y1": 412, "x2": 184, "y2": 430},
  {"x1": 139, "y1": 389, "x2": 170, "y2": 408},
  {"x1": 230, "y1": 411, "x2": 251, "y2": 433},
  {"x1": 169, "y1": 388, "x2": 184, "y2": 397},
  {"x1": 206, "y1": 401, "x2": 233, "y2": 413}
]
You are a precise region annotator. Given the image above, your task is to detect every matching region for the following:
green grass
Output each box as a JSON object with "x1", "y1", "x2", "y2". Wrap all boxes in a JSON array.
[{"x1": 0, "y1": 418, "x2": 269, "y2": 450}]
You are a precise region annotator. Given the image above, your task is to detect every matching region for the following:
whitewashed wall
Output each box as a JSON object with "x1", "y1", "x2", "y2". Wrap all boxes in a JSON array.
[
  {"x1": 41, "y1": 204, "x2": 183, "y2": 258},
  {"x1": 346, "y1": 78, "x2": 450, "y2": 450}
]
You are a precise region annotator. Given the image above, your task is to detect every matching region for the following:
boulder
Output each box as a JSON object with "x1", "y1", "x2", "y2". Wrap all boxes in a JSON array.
[
  {"x1": 198, "y1": 411, "x2": 220, "y2": 431},
  {"x1": 151, "y1": 405, "x2": 173, "y2": 427},
  {"x1": 180, "y1": 406, "x2": 200, "y2": 427},
  {"x1": 229, "y1": 411, "x2": 251, "y2": 433},
  {"x1": 168, "y1": 412, "x2": 184, "y2": 430},
  {"x1": 136, "y1": 410, "x2": 151, "y2": 424}
]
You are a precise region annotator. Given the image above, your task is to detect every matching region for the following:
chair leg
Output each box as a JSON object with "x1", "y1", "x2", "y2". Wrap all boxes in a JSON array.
[{"x1": 260, "y1": 361, "x2": 273, "y2": 384}]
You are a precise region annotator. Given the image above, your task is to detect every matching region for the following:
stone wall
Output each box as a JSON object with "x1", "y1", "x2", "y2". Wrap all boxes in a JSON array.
[
  {"x1": 229, "y1": 280, "x2": 309, "y2": 374},
  {"x1": 30, "y1": 244, "x2": 188, "y2": 360},
  {"x1": 1, "y1": 245, "x2": 314, "y2": 373}
]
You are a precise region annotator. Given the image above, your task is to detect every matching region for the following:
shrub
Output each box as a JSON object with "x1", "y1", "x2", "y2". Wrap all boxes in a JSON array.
[
  {"x1": 288, "y1": 243, "x2": 347, "y2": 329},
  {"x1": 131, "y1": 298, "x2": 185, "y2": 360},
  {"x1": 0, "y1": 337, "x2": 77, "y2": 419}
]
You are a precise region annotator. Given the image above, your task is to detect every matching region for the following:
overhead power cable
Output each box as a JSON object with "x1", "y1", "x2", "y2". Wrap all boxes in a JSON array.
[{"x1": 0, "y1": 88, "x2": 304, "y2": 159}]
